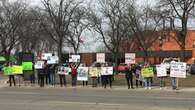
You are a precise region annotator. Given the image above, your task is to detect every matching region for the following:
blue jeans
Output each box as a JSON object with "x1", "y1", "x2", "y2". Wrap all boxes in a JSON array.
[
  {"x1": 171, "y1": 77, "x2": 177, "y2": 89},
  {"x1": 50, "y1": 73, "x2": 55, "y2": 86},
  {"x1": 144, "y1": 78, "x2": 151, "y2": 88}
]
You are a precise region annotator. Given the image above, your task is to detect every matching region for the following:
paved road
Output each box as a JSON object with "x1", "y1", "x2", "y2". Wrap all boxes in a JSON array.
[{"x1": 0, "y1": 86, "x2": 195, "y2": 110}]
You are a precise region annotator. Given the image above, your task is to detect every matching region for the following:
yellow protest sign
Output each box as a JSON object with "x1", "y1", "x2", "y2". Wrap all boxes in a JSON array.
[
  {"x1": 141, "y1": 67, "x2": 154, "y2": 78},
  {"x1": 12, "y1": 65, "x2": 23, "y2": 75},
  {"x1": 89, "y1": 67, "x2": 100, "y2": 77}
]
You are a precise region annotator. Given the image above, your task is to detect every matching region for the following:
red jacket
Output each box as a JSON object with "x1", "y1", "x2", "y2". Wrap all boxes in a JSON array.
[{"x1": 71, "y1": 68, "x2": 77, "y2": 76}]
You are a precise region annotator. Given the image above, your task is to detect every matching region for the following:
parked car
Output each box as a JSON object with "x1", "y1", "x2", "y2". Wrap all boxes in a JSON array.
[{"x1": 190, "y1": 64, "x2": 195, "y2": 75}]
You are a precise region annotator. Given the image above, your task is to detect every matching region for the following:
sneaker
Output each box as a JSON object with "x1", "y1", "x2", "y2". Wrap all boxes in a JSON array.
[
  {"x1": 160, "y1": 87, "x2": 162, "y2": 90},
  {"x1": 144, "y1": 87, "x2": 147, "y2": 89},
  {"x1": 149, "y1": 87, "x2": 151, "y2": 90}
]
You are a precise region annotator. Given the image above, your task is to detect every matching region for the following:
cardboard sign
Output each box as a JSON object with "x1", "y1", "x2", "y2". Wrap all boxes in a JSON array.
[
  {"x1": 89, "y1": 67, "x2": 100, "y2": 77},
  {"x1": 69, "y1": 55, "x2": 80, "y2": 62},
  {"x1": 170, "y1": 62, "x2": 186, "y2": 78},
  {"x1": 47, "y1": 56, "x2": 59, "y2": 64},
  {"x1": 41, "y1": 53, "x2": 52, "y2": 60},
  {"x1": 57, "y1": 66, "x2": 71, "y2": 75},
  {"x1": 125, "y1": 53, "x2": 136, "y2": 64},
  {"x1": 3, "y1": 66, "x2": 13, "y2": 75},
  {"x1": 96, "y1": 53, "x2": 105, "y2": 63},
  {"x1": 35, "y1": 61, "x2": 45, "y2": 69},
  {"x1": 12, "y1": 65, "x2": 23, "y2": 74},
  {"x1": 141, "y1": 67, "x2": 154, "y2": 78},
  {"x1": 156, "y1": 64, "x2": 167, "y2": 77},
  {"x1": 77, "y1": 67, "x2": 89, "y2": 81},
  {"x1": 101, "y1": 67, "x2": 113, "y2": 76},
  {"x1": 22, "y1": 62, "x2": 33, "y2": 71}
]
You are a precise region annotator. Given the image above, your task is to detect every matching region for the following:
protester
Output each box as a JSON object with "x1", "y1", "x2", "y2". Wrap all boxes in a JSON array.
[
  {"x1": 102, "y1": 63, "x2": 112, "y2": 88},
  {"x1": 58, "y1": 64, "x2": 67, "y2": 87},
  {"x1": 135, "y1": 64, "x2": 143, "y2": 88},
  {"x1": 142, "y1": 63, "x2": 152, "y2": 89},
  {"x1": 170, "y1": 59, "x2": 177, "y2": 90},
  {"x1": 70, "y1": 63, "x2": 79, "y2": 87},
  {"x1": 125, "y1": 64, "x2": 134, "y2": 89},
  {"x1": 39, "y1": 61, "x2": 47, "y2": 87},
  {"x1": 7, "y1": 62, "x2": 16, "y2": 87},
  {"x1": 81, "y1": 63, "x2": 88, "y2": 87},
  {"x1": 49, "y1": 63, "x2": 57, "y2": 87}
]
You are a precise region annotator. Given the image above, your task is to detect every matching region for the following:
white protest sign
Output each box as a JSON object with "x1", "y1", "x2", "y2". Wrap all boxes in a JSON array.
[
  {"x1": 57, "y1": 66, "x2": 71, "y2": 75},
  {"x1": 47, "y1": 56, "x2": 59, "y2": 64},
  {"x1": 69, "y1": 55, "x2": 80, "y2": 62},
  {"x1": 125, "y1": 53, "x2": 136, "y2": 64},
  {"x1": 170, "y1": 62, "x2": 186, "y2": 78},
  {"x1": 101, "y1": 67, "x2": 113, "y2": 76},
  {"x1": 96, "y1": 53, "x2": 105, "y2": 63},
  {"x1": 35, "y1": 61, "x2": 45, "y2": 69},
  {"x1": 77, "y1": 67, "x2": 89, "y2": 81},
  {"x1": 156, "y1": 64, "x2": 167, "y2": 77},
  {"x1": 41, "y1": 53, "x2": 52, "y2": 60}
]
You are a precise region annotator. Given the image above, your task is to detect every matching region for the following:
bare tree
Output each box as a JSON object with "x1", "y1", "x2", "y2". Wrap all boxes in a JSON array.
[
  {"x1": 42, "y1": 0, "x2": 82, "y2": 62},
  {"x1": 88, "y1": 0, "x2": 133, "y2": 65},
  {"x1": 0, "y1": 1, "x2": 27, "y2": 62},
  {"x1": 159, "y1": 0, "x2": 195, "y2": 61},
  {"x1": 126, "y1": 5, "x2": 163, "y2": 61}
]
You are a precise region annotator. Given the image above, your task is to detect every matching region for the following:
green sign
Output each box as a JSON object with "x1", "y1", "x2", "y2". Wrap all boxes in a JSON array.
[
  {"x1": 3, "y1": 66, "x2": 13, "y2": 75},
  {"x1": 12, "y1": 65, "x2": 23, "y2": 74},
  {"x1": 141, "y1": 67, "x2": 154, "y2": 78},
  {"x1": 22, "y1": 62, "x2": 33, "y2": 71}
]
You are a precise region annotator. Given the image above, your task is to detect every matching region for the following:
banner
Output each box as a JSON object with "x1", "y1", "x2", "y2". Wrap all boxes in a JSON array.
[
  {"x1": 96, "y1": 53, "x2": 105, "y2": 63},
  {"x1": 35, "y1": 61, "x2": 45, "y2": 69},
  {"x1": 156, "y1": 64, "x2": 167, "y2": 77},
  {"x1": 47, "y1": 56, "x2": 59, "y2": 64},
  {"x1": 12, "y1": 65, "x2": 23, "y2": 74},
  {"x1": 101, "y1": 67, "x2": 113, "y2": 76},
  {"x1": 57, "y1": 66, "x2": 71, "y2": 75},
  {"x1": 89, "y1": 67, "x2": 100, "y2": 77},
  {"x1": 141, "y1": 67, "x2": 154, "y2": 78},
  {"x1": 22, "y1": 62, "x2": 33, "y2": 71},
  {"x1": 77, "y1": 67, "x2": 89, "y2": 81},
  {"x1": 125, "y1": 53, "x2": 136, "y2": 64},
  {"x1": 170, "y1": 62, "x2": 186, "y2": 78},
  {"x1": 3, "y1": 66, "x2": 13, "y2": 75},
  {"x1": 41, "y1": 53, "x2": 52, "y2": 60},
  {"x1": 69, "y1": 55, "x2": 80, "y2": 62}
]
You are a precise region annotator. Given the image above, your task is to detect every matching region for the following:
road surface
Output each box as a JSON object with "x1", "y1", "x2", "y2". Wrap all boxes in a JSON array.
[{"x1": 0, "y1": 86, "x2": 194, "y2": 110}]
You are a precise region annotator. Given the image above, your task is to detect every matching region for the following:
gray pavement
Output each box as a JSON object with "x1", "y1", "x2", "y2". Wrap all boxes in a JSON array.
[{"x1": 0, "y1": 86, "x2": 195, "y2": 110}]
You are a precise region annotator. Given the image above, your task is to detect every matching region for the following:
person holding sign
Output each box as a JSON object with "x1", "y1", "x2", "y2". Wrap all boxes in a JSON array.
[
  {"x1": 125, "y1": 64, "x2": 134, "y2": 89},
  {"x1": 4, "y1": 63, "x2": 16, "y2": 87},
  {"x1": 57, "y1": 64, "x2": 68, "y2": 87},
  {"x1": 156, "y1": 64, "x2": 167, "y2": 90},
  {"x1": 141, "y1": 63, "x2": 154, "y2": 90},
  {"x1": 70, "y1": 63, "x2": 79, "y2": 87}
]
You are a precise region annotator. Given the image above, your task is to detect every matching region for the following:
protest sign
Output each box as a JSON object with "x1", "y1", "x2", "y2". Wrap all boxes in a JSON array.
[
  {"x1": 156, "y1": 64, "x2": 167, "y2": 77},
  {"x1": 47, "y1": 56, "x2": 59, "y2": 64},
  {"x1": 12, "y1": 65, "x2": 23, "y2": 75},
  {"x1": 3, "y1": 66, "x2": 13, "y2": 75},
  {"x1": 125, "y1": 53, "x2": 136, "y2": 64},
  {"x1": 22, "y1": 62, "x2": 33, "y2": 71},
  {"x1": 35, "y1": 61, "x2": 45, "y2": 69},
  {"x1": 96, "y1": 53, "x2": 105, "y2": 63},
  {"x1": 69, "y1": 55, "x2": 80, "y2": 62},
  {"x1": 41, "y1": 53, "x2": 52, "y2": 60},
  {"x1": 101, "y1": 67, "x2": 113, "y2": 76},
  {"x1": 77, "y1": 67, "x2": 89, "y2": 81},
  {"x1": 89, "y1": 67, "x2": 100, "y2": 77},
  {"x1": 141, "y1": 67, "x2": 154, "y2": 78},
  {"x1": 170, "y1": 62, "x2": 186, "y2": 78},
  {"x1": 57, "y1": 66, "x2": 71, "y2": 75}
]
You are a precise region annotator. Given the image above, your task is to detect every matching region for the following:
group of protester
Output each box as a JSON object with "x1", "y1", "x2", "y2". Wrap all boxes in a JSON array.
[{"x1": 6, "y1": 60, "x2": 179, "y2": 90}]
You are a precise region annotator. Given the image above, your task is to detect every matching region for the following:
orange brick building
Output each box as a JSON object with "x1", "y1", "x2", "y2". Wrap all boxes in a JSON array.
[{"x1": 139, "y1": 30, "x2": 195, "y2": 64}]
